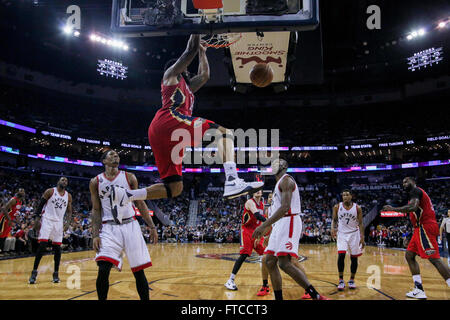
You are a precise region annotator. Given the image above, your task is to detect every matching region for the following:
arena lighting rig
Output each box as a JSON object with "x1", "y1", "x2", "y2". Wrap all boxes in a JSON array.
[
  {"x1": 407, "y1": 47, "x2": 444, "y2": 72},
  {"x1": 97, "y1": 59, "x2": 128, "y2": 80}
]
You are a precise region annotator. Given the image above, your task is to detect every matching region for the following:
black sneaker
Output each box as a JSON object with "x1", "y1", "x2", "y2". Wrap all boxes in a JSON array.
[
  {"x1": 52, "y1": 271, "x2": 60, "y2": 283},
  {"x1": 29, "y1": 270, "x2": 38, "y2": 284}
]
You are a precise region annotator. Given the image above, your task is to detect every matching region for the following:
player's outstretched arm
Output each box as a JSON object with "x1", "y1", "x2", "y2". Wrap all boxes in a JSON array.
[
  {"x1": 189, "y1": 41, "x2": 210, "y2": 93},
  {"x1": 163, "y1": 34, "x2": 201, "y2": 85},
  {"x1": 126, "y1": 173, "x2": 158, "y2": 244},
  {"x1": 89, "y1": 178, "x2": 102, "y2": 252}
]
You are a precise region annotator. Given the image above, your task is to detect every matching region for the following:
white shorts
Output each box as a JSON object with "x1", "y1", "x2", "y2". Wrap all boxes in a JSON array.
[
  {"x1": 95, "y1": 220, "x2": 152, "y2": 272},
  {"x1": 264, "y1": 215, "x2": 302, "y2": 258},
  {"x1": 38, "y1": 217, "x2": 63, "y2": 245},
  {"x1": 337, "y1": 230, "x2": 363, "y2": 257}
]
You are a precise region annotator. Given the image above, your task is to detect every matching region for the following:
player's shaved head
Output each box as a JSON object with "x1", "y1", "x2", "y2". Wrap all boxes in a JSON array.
[
  {"x1": 402, "y1": 177, "x2": 416, "y2": 191},
  {"x1": 271, "y1": 158, "x2": 288, "y2": 176}
]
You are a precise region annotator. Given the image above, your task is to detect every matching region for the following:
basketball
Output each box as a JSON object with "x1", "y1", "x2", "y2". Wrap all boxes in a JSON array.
[{"x1": 249, "y1": 63, "x2": 274, "y2": 88}]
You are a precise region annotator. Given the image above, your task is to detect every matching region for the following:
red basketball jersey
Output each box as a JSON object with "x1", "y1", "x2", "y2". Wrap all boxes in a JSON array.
[
  {"x1": 242, "y1": 198, "x2": 265, "y2": 231},
  {"x1": 409, "y1": 187, "x2": 437, "y2": 227},
  {"x1": 160, "y1": 76, "x2": 195, "y2": 116}
]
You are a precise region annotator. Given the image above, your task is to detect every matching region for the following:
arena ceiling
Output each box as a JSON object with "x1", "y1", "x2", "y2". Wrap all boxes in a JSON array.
[{"x1": 0, "y1": 0, "x2": 448, "y2": 93}]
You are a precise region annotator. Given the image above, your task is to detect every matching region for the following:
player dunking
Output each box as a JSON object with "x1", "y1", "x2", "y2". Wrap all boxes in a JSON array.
[
  {"x1": 331, "y1": 190, "x2": 365, "y2": 291},
  {"x1": 107, "y1": 35, "x2": 263, "y2": 212},
  {"x1": 224, "y1": 190, "x2": 270, "y2": 296},
  {"x1": 382, "y1": 177, "x2": 450, "y2": 299},
  {"x1": 253, "y1": 159, "x2": 329, "y2": 300},
  {"x1": 0, "y1": 188, "x2": 25, "y2": 253},
  {"x1": 90, "y1": 150, "x2": 158, "y2": 300},
  {"x1": 29, "y1": 178, "x2": 72, "y2": 284}
]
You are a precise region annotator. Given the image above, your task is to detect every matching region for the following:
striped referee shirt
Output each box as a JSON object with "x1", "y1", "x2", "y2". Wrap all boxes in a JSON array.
[{"x1": 441, "y1": 217, "x2": 450, "y2": 233}]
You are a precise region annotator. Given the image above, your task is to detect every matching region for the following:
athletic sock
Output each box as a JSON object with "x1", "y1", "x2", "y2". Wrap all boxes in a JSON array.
[
  {"x1": 263, "y1": 279, "x2": 268, "y2": 287},
  {"x1": 412, "y1": 275, "x2": 423, "y2": 290},
  {"x1": 446, "y1": 278, "x2": 450, "y2": 287},
  {"x1": 274, "y1": 290, "x2": 283, "y2": 300},
  {"x1": 224, "y1": 161, "x2": 238, "y2": 181},
  {"x1": 229, "y1": 273, "x2": 236, "y2": 281},
  {"x1": 127, "y1": 188, "x2": 148, "y2": 201},
  {"x1": 306, "y1": 285, "x2": 320, "y2": 300}
]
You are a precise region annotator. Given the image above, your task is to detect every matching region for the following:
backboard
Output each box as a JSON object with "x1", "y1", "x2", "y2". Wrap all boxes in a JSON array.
[{"x1": 111, "y1": 0, "x2": 320, "y2": 38}]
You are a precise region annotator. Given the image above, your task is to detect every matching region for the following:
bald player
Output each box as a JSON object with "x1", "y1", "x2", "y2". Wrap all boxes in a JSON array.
[{"x1": 253, "y1": 159, "x2": 329, "y2": 300}]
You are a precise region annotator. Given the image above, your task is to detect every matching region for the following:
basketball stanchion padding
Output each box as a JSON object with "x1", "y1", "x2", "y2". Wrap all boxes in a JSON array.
[{"x1": 192, "y1": 0, "x2": 223, "y2": 10}]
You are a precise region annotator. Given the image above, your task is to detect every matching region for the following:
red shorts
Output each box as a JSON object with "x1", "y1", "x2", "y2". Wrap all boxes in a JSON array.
[
  {"x1": 240, "y1": 228, "x2": 265, "y2": 256},
  {"x1": 407, "y1": 223, "x2": 440, "y2": 259},
  {"x1": 148, "y1": 110, "x2": 216, "y2": 180},
  {"x1": 0, "y1": 214, "x2": 12, "y2": 238}
]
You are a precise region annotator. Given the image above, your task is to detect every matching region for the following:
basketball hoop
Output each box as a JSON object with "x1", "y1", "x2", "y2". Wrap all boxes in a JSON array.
[{"x1": 202, "y1": 33, "x2": 242, "y2": 49}]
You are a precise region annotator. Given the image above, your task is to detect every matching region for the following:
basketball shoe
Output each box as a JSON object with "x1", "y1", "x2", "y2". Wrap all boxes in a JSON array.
[
  {"x1": 301, "y1": 292, "x2": 311, "y2": 299},
  {"x1": 256, "y1": 286, "x2": 270, "y2": 296},
  {"x1": 28, "y1": 270, "x2": 38, "y2": 284},
  {"x1": 52, "y1": 271, "x2": 60, "y2": 283},
  {"x1": 109, "y1": 186, "x2": 130, "y2": 224},
  {"x1": 348, "y1": 279, "x2": 356, "y2": 289},
  {"x1": 224, "y1": 279, "x2": 238, "y2": 290},
  {"x1": 337, "y1": 279, "x2": 345, "y2": 291},
  {"x1": 223, "y1": 177, "x2": 264, "y2": 200},
  {"x1": 406, "y1": 287, "x2": 427, "y2": 299}
]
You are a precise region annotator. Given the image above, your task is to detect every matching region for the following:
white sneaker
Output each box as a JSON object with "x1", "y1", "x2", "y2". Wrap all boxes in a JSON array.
[
  {"x1": 224, "y1": 279, "x2": 238, "y2": 290},
  {"x1": 406, "y1": 287, "x2": 427, "y2": 299},
  {"x1": 348, "y1": 280, "x2": 356, "y2": 289},
  {"x1": 223, "y1": 177, "x2": 264, "y2": 200},
  {"x1": 337, "y1": 280, "x2": 345, "y2": 291},
  {"x1": 109, "y1": 186, "x2": 131, "y2": 224}
]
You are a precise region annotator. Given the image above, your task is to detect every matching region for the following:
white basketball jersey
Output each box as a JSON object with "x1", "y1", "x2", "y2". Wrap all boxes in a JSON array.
[
  {"x1": 42, "y1": 187, "x2": 68, "y2": 222},
  {"x1": 337, "y1": 202, "x2": 359, "y2": 233},
  {"x1": 97, "y1": 170, "x2": 134, "y2": 222},
  {"x1": 270, "y1": 174, "x2": 302, "y2": 219}
]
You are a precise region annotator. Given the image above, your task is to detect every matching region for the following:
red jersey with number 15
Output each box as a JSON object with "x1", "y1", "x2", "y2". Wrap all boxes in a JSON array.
[
  {"x1": 242, "y1": 198, "x2": 265, "y2": 231},
  {"x1": 408, "y1": 187, "x2": 437, "y2": 227}
]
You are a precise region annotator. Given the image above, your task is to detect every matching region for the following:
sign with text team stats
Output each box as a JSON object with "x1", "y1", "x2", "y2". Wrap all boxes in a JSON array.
[{"x1": 229, "y1": 32, "x2": 290, "y2": 84}]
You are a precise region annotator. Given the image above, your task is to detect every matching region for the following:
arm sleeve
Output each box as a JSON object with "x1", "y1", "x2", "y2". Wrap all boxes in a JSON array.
[
  {"x1": 35, "y1": 198, "x2": 47, "y2": 217},
  {"x1": 254, "y1": 212, "x2": 266, "y2": 222}
]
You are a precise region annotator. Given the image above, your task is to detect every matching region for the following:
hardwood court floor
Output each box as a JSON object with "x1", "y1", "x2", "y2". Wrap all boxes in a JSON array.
[{"x1": 0, "y1": 243, "x2": 448, "y2": 300}]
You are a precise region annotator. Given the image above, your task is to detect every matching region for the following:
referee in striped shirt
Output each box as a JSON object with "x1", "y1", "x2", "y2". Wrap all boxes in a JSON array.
[{"x1": 439, "y1": 209, "x2": 450, "y2": 266}]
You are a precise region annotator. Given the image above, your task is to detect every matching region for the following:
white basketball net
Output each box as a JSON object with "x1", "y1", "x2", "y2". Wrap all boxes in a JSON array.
[{"x1": 201, "y1": 33, "x2": 242, "y2": 48}]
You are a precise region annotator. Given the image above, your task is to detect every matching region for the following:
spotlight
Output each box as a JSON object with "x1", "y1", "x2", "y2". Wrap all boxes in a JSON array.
[
  {"x1": 411, "y1": 31, "x2": 418, "y2": 37},
  {"x1": 418, "y1": 28, "x2": 426, "y2": 36},
  {"x1": 63, "y1": 26, "x2": 72, "y2": 34},
  {"x1": 123, "y1": 45, "x2": 129, "y2": 51},
  {"x1": 90, "y1": 34, "x2": 96, "y2": 41},
  {"x1": 438, "y1": 21, "x2": 447, "y2": 29},
  {"x1": 407, "y1": 34, "x2": 413, "y2": 40},
  {"x1": 73, "y1": 30, "x2": 80, "y2": 37}
]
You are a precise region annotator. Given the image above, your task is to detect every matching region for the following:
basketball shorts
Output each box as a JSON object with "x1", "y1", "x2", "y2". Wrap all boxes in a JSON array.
[
  {"x1": 95, "y1": 220, "x2": 152, "y2": 272},
  {"x1": 0, "y1": 214, "x2": 12, "y2": 238},
  {"x1": 264, "y1": 214, "x2": 302, "y2": 258},
  {"x1": 38, "y1": 217, "x2": 63, "y2": 245},
  {"x1": 148, "y1": 111, "x2": 217, "y2": 180},
  {"x1": 407, "y1": 223, "x2": 440, "y2": 259},
  {"x1": 337, "y1": 230, "x2": 363, "y2": 257},
  {"x1": 240, "y1": 228, "x2": 265, "y2": 256}
]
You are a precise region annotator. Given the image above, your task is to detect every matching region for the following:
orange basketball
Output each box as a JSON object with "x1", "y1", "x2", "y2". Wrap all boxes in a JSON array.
[{"x1": 249, "y1": 63, "x2": 274, "y2": 88}]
